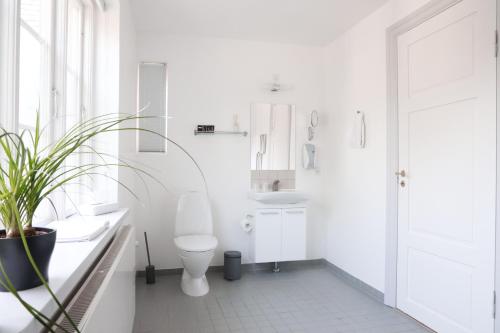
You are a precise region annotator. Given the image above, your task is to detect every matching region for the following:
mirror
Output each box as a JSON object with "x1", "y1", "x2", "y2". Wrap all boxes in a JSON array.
[{"x1": 250, "y1": 103, "x2": 295, "y2": 170}]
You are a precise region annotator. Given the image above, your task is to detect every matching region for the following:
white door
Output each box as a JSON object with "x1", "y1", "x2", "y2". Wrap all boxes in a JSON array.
[
  {"x1": 254, "y1": 209, "x2": 282, "y2": 263},
  {"x1": 282, "y1": 208, "x2": 307, "y2": 261},
  {"x1": 396, "y1": 0, "x2": 496, "y2": 332}
]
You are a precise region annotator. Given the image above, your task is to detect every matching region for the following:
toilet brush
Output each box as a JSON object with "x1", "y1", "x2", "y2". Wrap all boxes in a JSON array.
[{"x1": 144, "y1": 232, "x2": 156, "y2": 284}]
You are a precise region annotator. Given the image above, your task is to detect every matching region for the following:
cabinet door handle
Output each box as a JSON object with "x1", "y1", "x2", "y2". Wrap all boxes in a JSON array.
[
  {"x1": 285, "y1": 211, "x2": 304, "y2": 215},
  {"x1": 260, "y1": 212, "x2": 280, "y2": 215}
]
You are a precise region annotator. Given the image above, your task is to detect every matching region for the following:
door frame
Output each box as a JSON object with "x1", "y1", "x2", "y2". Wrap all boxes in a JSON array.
[
  {"x1": 384, "y1": 0, "x2": 491, "y2": 309},
  {"x1": 497, "y1": 0, "x2": 500, "y2": 331}
]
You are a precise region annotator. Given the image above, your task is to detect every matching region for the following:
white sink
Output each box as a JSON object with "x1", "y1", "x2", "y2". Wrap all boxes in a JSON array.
[{"x1": 248, "y1": 191, "x2": 309, "y2": 204}]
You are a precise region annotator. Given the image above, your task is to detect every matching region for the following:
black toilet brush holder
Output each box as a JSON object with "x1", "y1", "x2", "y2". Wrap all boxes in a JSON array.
[{"x1": 144, "y1": 232, "x2": 156, "y2": 284}]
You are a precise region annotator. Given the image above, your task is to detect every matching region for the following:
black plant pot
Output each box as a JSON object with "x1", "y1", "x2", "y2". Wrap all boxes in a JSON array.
[{"x1": 0, "y1": 227, "x2": 56, "y2": 292}]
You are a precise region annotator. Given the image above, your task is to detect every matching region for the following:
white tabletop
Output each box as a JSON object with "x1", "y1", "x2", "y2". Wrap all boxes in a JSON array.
[{"x1": 0, "y1": 209, "x2": 129, "y2": 333}]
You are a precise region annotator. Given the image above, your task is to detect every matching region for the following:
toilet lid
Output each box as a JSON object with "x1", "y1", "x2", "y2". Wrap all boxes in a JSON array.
[{"x1": 174, "y1": 235, "x2": 218, "y2": 252}]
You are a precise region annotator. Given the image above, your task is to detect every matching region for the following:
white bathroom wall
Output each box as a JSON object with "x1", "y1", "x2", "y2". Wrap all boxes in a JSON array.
[
  {"x1": 116, "y1": 0, "x2": 437, "y2": 287},
  {"x1": 322, "y1": 0, "x2": 435, "y2": 293},
  {"x1": 119, "y1": 34, "x2": 326, "y2": 270}
]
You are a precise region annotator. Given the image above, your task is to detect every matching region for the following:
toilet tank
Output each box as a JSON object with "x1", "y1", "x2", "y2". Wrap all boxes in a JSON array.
[{"x1": 175, "y1": 192, "x2": 213, "y2": 237}]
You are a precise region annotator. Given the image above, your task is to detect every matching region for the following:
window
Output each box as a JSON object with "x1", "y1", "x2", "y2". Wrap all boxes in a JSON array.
[
  {"x1": 11, "y1": 0, "x2": 95, "y2": 222},
  {"x1": 137, "y1": 62, "x2": 168, "y2": 153}
]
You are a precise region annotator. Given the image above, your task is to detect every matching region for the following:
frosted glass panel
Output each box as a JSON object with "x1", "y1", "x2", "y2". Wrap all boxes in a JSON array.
[{"x1": 137, "y1": 63, "x2": 167, "y2": 152}]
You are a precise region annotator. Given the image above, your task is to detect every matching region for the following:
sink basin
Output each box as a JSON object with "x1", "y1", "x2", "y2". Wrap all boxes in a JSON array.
[{"x1": 248, "y1": 191, "x2": 309, "y2": 205}]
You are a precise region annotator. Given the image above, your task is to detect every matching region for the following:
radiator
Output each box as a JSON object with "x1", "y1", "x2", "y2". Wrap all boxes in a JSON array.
[{"x1": 53, "y1": 225, "x2": 136, "y2": 333}]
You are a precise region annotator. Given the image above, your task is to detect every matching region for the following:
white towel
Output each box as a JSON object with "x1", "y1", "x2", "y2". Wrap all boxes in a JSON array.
[
  {"x1": 78, "y1": 202, "x2": 118, "y2": 216},
  {"x1": 350, "y1": 111, "x2": 366, "y2": 149}
]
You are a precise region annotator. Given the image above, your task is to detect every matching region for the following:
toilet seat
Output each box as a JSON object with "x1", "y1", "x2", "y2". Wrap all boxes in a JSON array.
[{"x1": 174, "y1": 235, "x2": 218, "y2": 252}]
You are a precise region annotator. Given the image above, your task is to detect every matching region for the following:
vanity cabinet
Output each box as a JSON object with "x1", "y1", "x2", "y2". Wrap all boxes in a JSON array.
[
  {"x1": 281, "y1": 208, "x2": 307, "y2": 261},
  {"x1": 253, "y1": 207, "x2": 306, "y2": 263}
]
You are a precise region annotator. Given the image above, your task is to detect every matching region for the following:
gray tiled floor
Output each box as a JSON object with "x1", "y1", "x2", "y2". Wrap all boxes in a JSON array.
[{"x1": 134, "y1": 266, "x2": 431, "y2": 333}]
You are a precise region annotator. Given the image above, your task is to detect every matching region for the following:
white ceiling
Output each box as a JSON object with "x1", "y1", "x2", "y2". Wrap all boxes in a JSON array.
[{"x1": 130, "y1": 0, "x2": 389, "y2": 46}]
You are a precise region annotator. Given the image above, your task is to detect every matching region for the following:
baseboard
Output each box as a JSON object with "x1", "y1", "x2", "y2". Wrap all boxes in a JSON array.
[
  {"x1": 135, "y1": 258, "x2": 385, "y2": 304},
  {"x1": 136, "y1": 259, "x2": 326, "y2": 277},
  {"x1": 136, "y1": 268, "x2": 184, "y2": 277},
  {"x1": 323, "y1": 260, "x2": 384, "y2": 303},
  {"x1": 235, "y1": 259, "x2": 326, "y2": 273}
]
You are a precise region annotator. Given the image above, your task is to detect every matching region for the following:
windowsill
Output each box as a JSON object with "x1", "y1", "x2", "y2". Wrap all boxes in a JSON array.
[{"x1": 0, "y1": 208, "x2": 129, "y2": 333}]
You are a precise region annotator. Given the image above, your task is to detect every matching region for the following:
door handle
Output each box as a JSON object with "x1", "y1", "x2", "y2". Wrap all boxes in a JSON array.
[
  {"x1": 285, "y1": 211, "x2": 304, "y2": 215},
  {"x1": 260, "y1": 212, "x2": 280, "y2": 216},
  {"x1": 395, "y1": 170, "x2": 406, "y2": 177}
]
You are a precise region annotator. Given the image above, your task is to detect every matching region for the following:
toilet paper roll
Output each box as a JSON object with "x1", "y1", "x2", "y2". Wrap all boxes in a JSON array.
[{"x1": 240, "y1": 215, "x2": 254, "y2": 233}]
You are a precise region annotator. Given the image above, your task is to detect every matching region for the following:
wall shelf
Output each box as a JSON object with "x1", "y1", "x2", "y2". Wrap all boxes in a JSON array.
[{"x1": 194, "y1": 130, "x2": 248, "y2": 137}]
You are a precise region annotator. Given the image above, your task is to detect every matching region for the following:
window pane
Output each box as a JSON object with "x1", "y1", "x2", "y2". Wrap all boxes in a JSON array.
[
  {"x1": 21, "y1": 0, "x2": 50, "y2": 37},
  {"x1": 18, "y1": 0, "x2": 52, "y2": 223},
  {"x1": 19, "y1": 0, "x2": 51, "y2": 131},
  {"x1": 65, "y1": 0, "x2": 84, "y2": 212},
  {"x1": 65, "y1": 0, "x2": 83, "y2": 128},
  {"x1": 18, "y1": 26, "x2": 42, "y2": 130},
  {"x1": 21, "y1": 0, "x2": 42, "y2": 33}
]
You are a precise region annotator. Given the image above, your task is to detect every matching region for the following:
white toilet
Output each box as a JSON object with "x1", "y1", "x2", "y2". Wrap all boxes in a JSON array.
[{"x1": 174, "y1": 192, "x2": 218, "y2": 297}]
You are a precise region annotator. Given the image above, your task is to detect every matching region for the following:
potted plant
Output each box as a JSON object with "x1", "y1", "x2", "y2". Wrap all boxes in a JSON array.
[
  {"x1": 0, "y1": 125, "x2": 57, "y2": 292},
  {"x1": 0, "y1": 113, "x2": 206, "y2": 332}
]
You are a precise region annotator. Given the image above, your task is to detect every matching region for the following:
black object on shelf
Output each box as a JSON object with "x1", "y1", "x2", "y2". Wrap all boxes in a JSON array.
[
  {"x1": 197, "y1": 125, "x2": 215, "y2": 133},
  {"x1": 194, "y1": 124, "x2": 247, "y2": 136},
  {"x1": 224, "y1": 251, "x2": 242, "y2": 281},
  {"x1": 144, "y1": 232, "x2": 156, "y2": 284}
]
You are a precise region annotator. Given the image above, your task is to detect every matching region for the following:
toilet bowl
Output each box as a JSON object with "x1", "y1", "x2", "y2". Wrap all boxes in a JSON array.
[
  {"x1": 174, "y1": 192, "x2": 218, "y2": 297},
  {"x1": 175, "y1": 235, "x2": 217, "y2": 296}
]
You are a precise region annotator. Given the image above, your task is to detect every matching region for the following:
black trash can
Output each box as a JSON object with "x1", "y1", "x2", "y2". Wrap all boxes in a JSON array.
[{"x1": 224, "y1": 251, "x2": 241, "y2": 281}]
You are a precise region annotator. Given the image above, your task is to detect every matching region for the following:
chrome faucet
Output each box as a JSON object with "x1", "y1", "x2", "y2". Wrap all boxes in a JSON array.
[{"x1": 272, "y1": 180, "x2": 280, "y2": 192}]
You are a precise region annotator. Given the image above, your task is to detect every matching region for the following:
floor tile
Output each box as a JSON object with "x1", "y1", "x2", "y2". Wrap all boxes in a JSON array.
[{"x1": 133, "y1": 266, "x2": 432, "y2": 333}]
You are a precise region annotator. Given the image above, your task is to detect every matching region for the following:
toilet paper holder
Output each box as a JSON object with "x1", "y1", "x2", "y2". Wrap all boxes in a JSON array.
[{"x1": 240, "y1": 214, "x2": 254, "y2": 233}]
